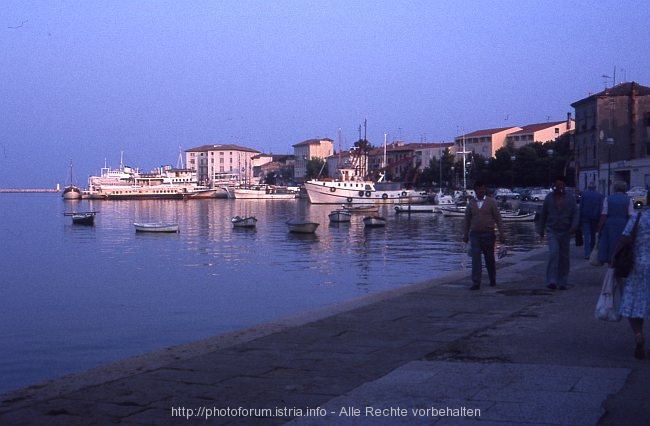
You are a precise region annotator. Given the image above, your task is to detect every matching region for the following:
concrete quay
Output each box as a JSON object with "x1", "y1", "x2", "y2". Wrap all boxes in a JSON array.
[{"x1": 1, "y1": 245, "x2": 649, "y2": 425}]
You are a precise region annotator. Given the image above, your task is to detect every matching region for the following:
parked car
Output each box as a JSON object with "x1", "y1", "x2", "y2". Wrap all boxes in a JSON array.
[
  {"x1": 627, "y1": 186, "x2": 648, "y2": 209},
  {"x1": 493, "y1": 188, "x2": 520, "y2": 200},
  {"x1": 529, "y1": 188, "x2": 551, "y2": 201}
]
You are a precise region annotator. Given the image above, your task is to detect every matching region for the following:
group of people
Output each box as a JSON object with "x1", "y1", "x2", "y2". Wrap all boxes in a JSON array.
[{"x1": 463, "y1": 179, "x2": 649, "y2": 359}]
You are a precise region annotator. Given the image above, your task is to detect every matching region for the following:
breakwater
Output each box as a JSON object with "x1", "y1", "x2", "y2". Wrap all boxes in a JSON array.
[{"x1": 0, "y1": 189, "x2": 59, "y2": 193}]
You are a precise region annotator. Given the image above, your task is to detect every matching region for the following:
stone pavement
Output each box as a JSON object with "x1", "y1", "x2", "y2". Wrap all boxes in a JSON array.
[{"x1": 1, "y1": 244, "x2": 649, "y2": 425}]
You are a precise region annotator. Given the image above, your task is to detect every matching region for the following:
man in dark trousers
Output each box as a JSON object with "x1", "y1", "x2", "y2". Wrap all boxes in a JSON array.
[
  {"x1": 579, "y1": 181, "x2": 603, "y2": 259},
  {"x1": 463, "y1": 182, "x2": 506, "y2": 290}
]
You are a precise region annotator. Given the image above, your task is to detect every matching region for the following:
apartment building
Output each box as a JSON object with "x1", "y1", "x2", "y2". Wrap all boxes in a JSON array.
[
  {"x1": 292, "y1": 138, "x2": 334, "y2": 181},
  {"x1": 505, "y1": 118, "x2": 574, "y2": 150},
  {"x1": 185, "y1": 144, "x2": 260, "y2": 185},
  {"x1": 571, "y1": 81, "x2": 650, "y2": 192},
  {"x1": 454, "y1": 127, "x2": 521, "y2": 158}
]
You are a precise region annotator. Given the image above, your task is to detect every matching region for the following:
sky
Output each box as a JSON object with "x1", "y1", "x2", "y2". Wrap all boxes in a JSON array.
[{"x1": 2, "y1": 0, "x2": 649, "y2": 188}]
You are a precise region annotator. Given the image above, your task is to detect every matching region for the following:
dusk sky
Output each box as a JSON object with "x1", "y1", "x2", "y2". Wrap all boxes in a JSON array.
[{"x1": 2, "y1": 0, "x2": 649, "y2": 188}]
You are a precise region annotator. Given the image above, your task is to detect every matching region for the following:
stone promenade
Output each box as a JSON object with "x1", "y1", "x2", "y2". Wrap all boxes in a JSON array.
[{"x1": 1, "y1": 245, "x2": 649, "y2": 425}]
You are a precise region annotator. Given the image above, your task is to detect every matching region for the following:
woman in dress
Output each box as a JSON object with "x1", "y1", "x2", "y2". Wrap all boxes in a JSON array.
[
  {"x1": 598, "y1": 181, "x2": 633, "y2": 264},
  {"x1": 619, "y1": 209, "x2": 650, "y2": 359}
]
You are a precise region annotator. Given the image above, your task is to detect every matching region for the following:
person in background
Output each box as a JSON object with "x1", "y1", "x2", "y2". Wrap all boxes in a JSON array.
[
  {"x1": 537, "y1": 179, "x2": 579, "y2": 290},
  {"x1": 618, "y1": 209, "x2": 649, "y2": 359},
  {"x1": 597, "y1": 181, "x2": 633, "y2": 265},
  {"x1": 463, "y1": 181, "x2": 506, "y2": 291},
  {"x1": 579, "y1": 181, "x2": 603, "y2": 259}
]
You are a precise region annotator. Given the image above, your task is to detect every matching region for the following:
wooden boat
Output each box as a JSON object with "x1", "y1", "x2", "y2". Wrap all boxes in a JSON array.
[
  {"x1": 363, "y1": 215, "x2": 387, "y2": 227},
  {"x1": 64, "y1": 211, "x2": 96, "y2": 225},
  {"x1": 133, "y1": 222, "x2": 179, "y2": 233},
  {"x1": 286, "y1": 219, "x2": 319, "y2": 234},
  {"x1": 328, "y1": 209, "x2": 352, "y2": 223},
  {"x1": 441, "y1": 207, "x2": 536, "y2": 222},
  {"x1": 231, "y1": 215, "x2": 257, "y2": 228},
  {"x1": 233, "y1": 185, "x2": 297, "y2": 200},
  {"x1": 61, "y1": 161, "x2": 82, "y2": 200},
  {"x1": 341, "y1": 204, "x2": 379, "y2": 214},
  {"x1": 440, "y1": 207, "x2": 466, "y2": 217}
]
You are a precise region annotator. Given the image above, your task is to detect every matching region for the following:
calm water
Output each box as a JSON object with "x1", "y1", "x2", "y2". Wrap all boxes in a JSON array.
[{"x1": 0, "y1": 193, "x2": 543, "y2": 394}]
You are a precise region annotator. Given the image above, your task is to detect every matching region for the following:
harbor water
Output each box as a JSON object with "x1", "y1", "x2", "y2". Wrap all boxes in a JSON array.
[{"x1": 0, "y1": 193, "x2": 544, "y2": 394}]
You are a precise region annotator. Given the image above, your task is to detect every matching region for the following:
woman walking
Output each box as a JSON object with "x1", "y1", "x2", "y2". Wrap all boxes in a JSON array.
[
  {"x1": 619, "y1": 209, "x2": 650, "y2": 359},
  {"x1": 598, "y1": 181, "x2": 633, "y2": 264}
]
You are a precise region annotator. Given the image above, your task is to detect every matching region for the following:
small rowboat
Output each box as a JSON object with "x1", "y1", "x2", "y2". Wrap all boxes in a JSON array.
[
  {"x1": 341, "y1": 204, "x2": 379, "y2": 214},
  {"x1": 363, "y1": 215, "x2": 387, "y2": 227},
  {"x1": 231, "y1": 216, "x2": 257, "y2": 228},
  {"x1": 328, "y1": 209, "x2": 352, "y2": 223},
  {"x1": 286, "y1": 219, "x2": 319, "y2": 234},
  {"x1": 63, "y1": 211, "x2": 97, "y2": 226},
  {"x1": 394, "y1": 204, "x2": 436, "y2": 213},
  {"x1": 133, "y1": 222, "x2": 179, "y2": 233}
]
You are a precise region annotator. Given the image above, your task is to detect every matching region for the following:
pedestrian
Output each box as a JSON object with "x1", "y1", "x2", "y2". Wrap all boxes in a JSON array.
[
  {"x1": 597, "y1": 181, "x2": 633, "y2": 265},
  {"x1": 618, "y1": 209, "x2": 650, "y2": 359},
  {"x1": 537, "y1": 179, "x2": 579, "y2": 290},
  {"x1": 463, "y1": 181, "x2": 506, "y2": 291},
  {"x1": 579, "y1": 181, "x2": 603, "y2": 259}
]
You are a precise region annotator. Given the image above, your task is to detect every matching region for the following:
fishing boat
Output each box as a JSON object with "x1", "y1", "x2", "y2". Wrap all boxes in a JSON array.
[
  {"x1": 286, "y1": 219, "x2": 319, "y2": 234},
  {"x1": 61, "y1": 161, "x2": 82, "y2": 200},
  {"x1": 363, "y1": 215, "x2": 387, "y2": 227},
  {"x1": 133, "y1": 222, "x2": 179, "y2": 233},
  {"x1": 441, "y1": 207, "x2": 536, "y2": 222},
  {"x1": 328, "y1": 209, "x2": 352, "y2": 223},
  {"x1": 231, "y1": 216, "x2": 257, "y2": 228},
  {"x1": 233, "y1": 185, "x2": 297, "y2": 200},
  {"x1": 64, "y1": 211, "x2": 96, "y2": 225},
  {"x1": 304, "y1": 134, "x2": 428, "y2": 205}
]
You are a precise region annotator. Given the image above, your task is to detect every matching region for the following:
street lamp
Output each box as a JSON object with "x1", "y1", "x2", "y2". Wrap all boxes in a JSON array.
[
  {"x1": 606, "y1": 137, "x2": 614, "y2": 195},
  {"x1": 547, "y1": 149, "x2": 554, "y2": 187},
  {"x1": 510, "y1": 155, "x2": 516, "y2": 188}
]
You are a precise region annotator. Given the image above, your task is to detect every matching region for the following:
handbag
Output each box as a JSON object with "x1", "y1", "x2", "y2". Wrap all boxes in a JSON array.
[
  {"x1": 612, "y1": 212, "x2": 641, "y2": 278},
  {"x1": 594, "y1": 267, "x2": 622, "y2": 322},
  {"x1": 589, "y1": 234, "x2": 601, "y2": 266}
]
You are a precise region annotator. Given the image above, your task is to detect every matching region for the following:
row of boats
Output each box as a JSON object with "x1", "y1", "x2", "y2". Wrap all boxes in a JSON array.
[{"x1": 63, "y1": 211, "x2": 180, "y2": 233}]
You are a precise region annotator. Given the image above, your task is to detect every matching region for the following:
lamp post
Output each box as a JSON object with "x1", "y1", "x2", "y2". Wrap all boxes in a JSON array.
[
  {"x1": 547, "y1": 149, "x2": 554, "y2": 187},
  {"x1": 510, "y1": 155, "x2": 516, "y2": 188},
  {"x1": 606, "y1": 137, "x2": 614, "y2": 195}
]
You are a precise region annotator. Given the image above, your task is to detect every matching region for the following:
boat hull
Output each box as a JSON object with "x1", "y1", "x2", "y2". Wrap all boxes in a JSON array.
[
  {"x1": 328, "y1": 210, "x2": 352, "y2": 223},
  {"x1": 363, "y1": 216, "x2": 387, "y2": 227},
  {"x1": 62, "y1": 186, "x2": 82, "y2": 200},
  {"x1": 231, "y1": 216, "x2": 258, "y2": 228},
  {"x1": 133, "y1": 223, "x2": 179, "y2": 233},
  {"x1": 71, "y1": 213, "x2": 95, "y2": 225},
  {"x1": 233, "y1": 188, "x2": 297, "y2": 200},
  {"x1": 304, "y1": 180, "x2": 428, "y2": 205},
  {"x1": 286, "y1": 220, "x2": 319, "y2": 233}
]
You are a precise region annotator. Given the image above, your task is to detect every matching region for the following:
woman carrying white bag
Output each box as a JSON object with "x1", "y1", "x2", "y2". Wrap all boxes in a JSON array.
[{"x1": 613, "y1": 210, "x2": 650, "y2": 359}]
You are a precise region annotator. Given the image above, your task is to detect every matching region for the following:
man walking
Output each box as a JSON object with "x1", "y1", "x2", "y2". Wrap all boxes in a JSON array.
[
  {"x1": 463, "y1": 182, "x2": 506, "y2": 290},
  {"x1": 579, "y1": 181, "x2": 603, "y2": 259},
  {"x1": 538, "y1": 179, "x2": 579, "y2": 290}
]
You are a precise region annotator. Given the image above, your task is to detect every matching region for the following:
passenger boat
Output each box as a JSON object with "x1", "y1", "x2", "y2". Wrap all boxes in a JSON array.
[
  {"x1": 363, "y1": 215, "x2": 387, "y2": 227},
  {"x1": 133, "y1": 222, "x2": 179, "y2": 233},
  {"x1": 83, "y1": 162, "x2": 217, "y2": 200},
  {"x1": 231, "y1": 216, "x2": 257, "y2": 228},
  {"x1": 286, "y1": 219, "x2": 319, "y2": 234},
  {"x1": 64, "y1": 211, "x2": 96, "y2": 225},
  {"x1": 328, "y1": 209, "x2": 352, "y2": 223},
  {"x1": 233, "y1": 185, "x2": 297, "y2": 200}
]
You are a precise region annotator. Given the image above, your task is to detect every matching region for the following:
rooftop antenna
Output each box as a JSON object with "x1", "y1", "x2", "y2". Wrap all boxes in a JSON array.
[{"x1": 602, "y1": 74, "x2": 612, "y2": 89}]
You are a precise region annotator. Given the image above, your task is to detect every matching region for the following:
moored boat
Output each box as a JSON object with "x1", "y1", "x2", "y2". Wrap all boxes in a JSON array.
[
  {"x1": 62, "y1": 161, "x2": 82, "y2": 200},
  {"x1": 394, "y1": 204, "x2": 436, "y2": 213},
  {"x1": 286, "y1": 219, "x2": 319, "y2": 234},
  {"x1": 328, "y1": 209, "x2": 352, "y2": 223},
  {"x1": 363, "y1": 215, "x2": 387, "y2": 227},
  {"x1": 341, "y1": 204, "x2": 379, "y2": 214},
  {"x1": 233, "y1": 185, "x2": 297, "y2": 200},
  {"x1": 64, "y1": 211, "x2": 96, "y2": 225},
  {"x1": 133, "y1": 222, "x2": 179, "y2": 233},
  {"x1": 231, "y1": 216, "x2": 258, "y2": 228}
]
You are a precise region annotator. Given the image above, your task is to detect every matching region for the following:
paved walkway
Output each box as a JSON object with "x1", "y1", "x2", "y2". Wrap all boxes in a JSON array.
[{"x1": 1, "y1": 244, "x2": 649, "y2": 425}]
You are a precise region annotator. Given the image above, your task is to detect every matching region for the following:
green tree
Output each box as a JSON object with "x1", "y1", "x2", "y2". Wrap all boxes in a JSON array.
[{"x1": 305, "y1": 158, "x2": 326, "y2": 179}]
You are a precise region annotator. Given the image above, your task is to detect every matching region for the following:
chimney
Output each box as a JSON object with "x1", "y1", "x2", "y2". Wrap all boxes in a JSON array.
[{"x1": 566, "y1": 112, "x2": 572, "y2": 130}]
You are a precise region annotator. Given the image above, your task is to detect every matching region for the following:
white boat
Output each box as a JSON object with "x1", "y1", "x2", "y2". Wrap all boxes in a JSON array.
[
  {"x1": 394, "y1": 204, "x2": 437, "y2": 213},
  {"x1": 233, "y1": 185, "x2": 297, "y2": 200},
  {"x1": 231, "y1": 216, "x2": 257, "y2": 228},
  {"x1": 61, "y1": 161, "x2": 82, "y2": 200},
  {"x1": 328, "y1": 209, "x2": 352, "y2": 223},
  {"x1": 441, "y1": 207, "x2": 536, "y2": 222},
  {"x1": 363, "y1": 215, "x2": 387, "y2": 227},
  {"x1": 440, "y1": 207, "x2": 467, "y2": 217},
  {"x1": 133, "y1": 222, "x2": 179, "y2": 233},
  {"x1": 286, "y1": 219, "x2": 319, "y2": 234}
]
